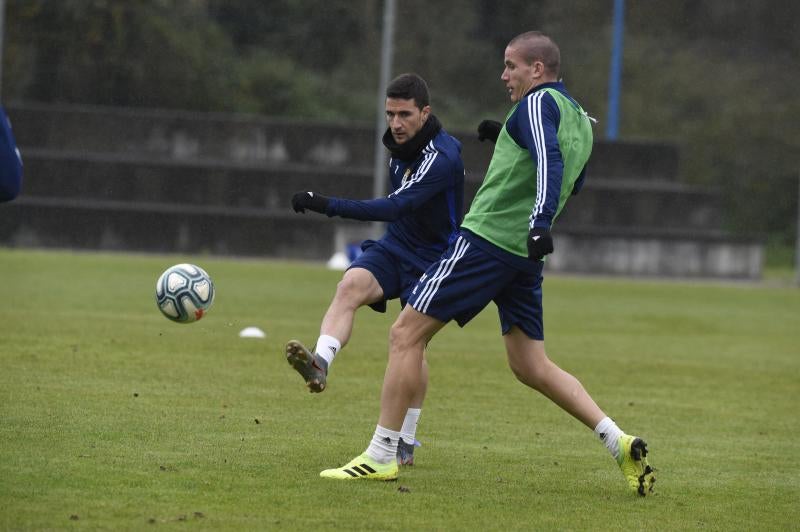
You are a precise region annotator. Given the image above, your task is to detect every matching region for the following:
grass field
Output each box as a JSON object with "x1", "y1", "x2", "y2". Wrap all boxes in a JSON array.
[{"x1": 1, "y1": 247, "x2": 799, "y2": 530}]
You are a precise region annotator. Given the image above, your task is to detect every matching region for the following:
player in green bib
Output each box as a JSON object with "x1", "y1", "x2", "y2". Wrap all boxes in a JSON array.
[
  {"x1": 467, "y1": 80, "x2": 592, "y2": 259},
  {"x1": 318, "y1": 31, "x2": 656, "y2": 497}
]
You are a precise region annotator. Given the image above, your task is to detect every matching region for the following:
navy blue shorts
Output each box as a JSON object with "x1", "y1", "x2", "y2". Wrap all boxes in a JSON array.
[
  {"x1": 408, "y1": 235, "x2": 545, "y2": 340},
  {"x1": 348, "y1": 240, "x2": 424, "y2": 313}
]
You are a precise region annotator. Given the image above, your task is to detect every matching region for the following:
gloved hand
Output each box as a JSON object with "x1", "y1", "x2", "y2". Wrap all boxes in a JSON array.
[
  {"x1": 477, "y1": 119, "x2": 502, "y2": 143},
  {"x1": 527, "y1": 227, "x2": 554, "y2": 261},
  {"x1": 291, "y1": 191, "x2": 330, "y2": 214}
]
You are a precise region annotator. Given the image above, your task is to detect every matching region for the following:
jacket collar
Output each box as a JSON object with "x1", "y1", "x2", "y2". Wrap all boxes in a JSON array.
[{"x1": 382, "y1": 114, "x2": 442, "y2": 161}]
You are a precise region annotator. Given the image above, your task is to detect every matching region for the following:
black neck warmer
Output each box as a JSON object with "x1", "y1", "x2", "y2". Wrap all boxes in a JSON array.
[{"x1": 382, "y1": 114, "x2": 442, "y2": 161}]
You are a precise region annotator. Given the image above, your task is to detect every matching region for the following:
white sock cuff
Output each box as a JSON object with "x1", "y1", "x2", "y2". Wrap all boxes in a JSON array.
[
  {"x1": 594, "y1": 416, "x2": 624, "y2": 460},
  {"x1": 365, "y1": 424, "x2": 400, "y2": 463},
  {"x1": 375, "y1": 424, "x2": 401, "y2": 440},
  {"x1": 400, "y1": 408, "x2": 422, "y2": 443},
  {"x1": 594, "y1": 416, "x2": 616, "y2": 436},
  {"x1": 315, "y1": 334, "x2": 341, "y2": 366}
]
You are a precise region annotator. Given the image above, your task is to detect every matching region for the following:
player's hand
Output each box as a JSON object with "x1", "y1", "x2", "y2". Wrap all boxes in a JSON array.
[
  {"x1": 527, "y1": 227, "x2": 554, "y2": 261},
  {"x1": 291, "y1": 191, "x2": 330, "y2": 214},
  {"x1": 477, "y1": 119, "x2": 502, "y2": 143}
]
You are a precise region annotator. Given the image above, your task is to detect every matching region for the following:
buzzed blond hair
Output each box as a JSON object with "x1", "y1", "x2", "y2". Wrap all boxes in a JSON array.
[{"x1": 508, "y1": 31, "x2": 560, "y2": 77}]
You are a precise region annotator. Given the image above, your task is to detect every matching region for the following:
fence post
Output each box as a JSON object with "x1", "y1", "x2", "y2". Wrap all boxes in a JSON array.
[{"x1": 371, "y1": 0, "x2": 396, "y2": 239}]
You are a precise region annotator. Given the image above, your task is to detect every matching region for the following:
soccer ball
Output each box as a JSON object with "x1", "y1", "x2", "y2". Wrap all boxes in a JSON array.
[{"x1": 155, "y1": 263, "x2": 215, "y2": 323}]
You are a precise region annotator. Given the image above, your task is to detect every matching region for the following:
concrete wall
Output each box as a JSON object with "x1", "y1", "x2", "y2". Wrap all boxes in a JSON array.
[
  {"x1": 550, "y1": 230, "x2": 763, "y2": 279},
  {"x1": 8, "y1": 102, "x2": 680, "y2": 181},
  {"x1": 2, "y1": 102, "x2": 763, "y2": 278}
]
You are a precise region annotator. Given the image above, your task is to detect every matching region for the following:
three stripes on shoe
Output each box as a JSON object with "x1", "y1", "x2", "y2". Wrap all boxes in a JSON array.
[{"x1": 341, "y1": 462, "x2": 378, "y2": 478}]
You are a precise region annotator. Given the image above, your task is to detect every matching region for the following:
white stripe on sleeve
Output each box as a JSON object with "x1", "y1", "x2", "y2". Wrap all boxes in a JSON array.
[
  {"x1": 527, "y1": 92, "x2": 547, "y2": 228},
  {"x1": 389, "y1": 141, "x2": 439, "y2": 197}
]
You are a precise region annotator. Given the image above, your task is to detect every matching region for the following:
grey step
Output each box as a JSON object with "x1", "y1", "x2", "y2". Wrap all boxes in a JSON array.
[
  {"x1": 547, "y1": 229, "x2": 763, "y2": 279},
  {"x1": 0, "y1": 200, "x2": 760, "y2": 279},
  {"x1": 16, "y1": 150, "x2": 717, "y2": 230},
  {"x1": 556, "y1": 179, "x2": 721, "y2": 230},
  {"x1": 0, "y1": 200, "x2": 357, "y2": 260},
  {"x1": 18, "y1": 149, "x2": 373, "y2": 212},
  {"x1": 8, "y1": 102, "x2": 679, "y2": 181}
]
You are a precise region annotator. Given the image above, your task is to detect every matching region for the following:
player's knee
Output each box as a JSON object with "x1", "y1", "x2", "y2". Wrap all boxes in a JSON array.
[
  {"x1": 388, "y1": 320, "x2": 410, "y2": 353},
  {"x1": 508, "y1": 355, "x2": 551, "y2": 391},
  {"x1": 509, "y1": 361, "x2": 531, "y2": 386},
  {"x1": 388, "y1": 317, "x2": 422, "y2": 355},
  {"x1": 512, "y1": 367, "x2": 545, "y2": 392},
  {"x1": 333, "y1": 275, "x2": 367, "y2": 306}
]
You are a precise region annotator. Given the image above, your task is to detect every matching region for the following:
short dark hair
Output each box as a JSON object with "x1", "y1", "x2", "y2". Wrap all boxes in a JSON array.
[
  {"x1": 386, "y1": 73, "x2": 430, "y2": 110},
  {"x1": 509, "y1": 31, "x2": 560, "y2": 77}
]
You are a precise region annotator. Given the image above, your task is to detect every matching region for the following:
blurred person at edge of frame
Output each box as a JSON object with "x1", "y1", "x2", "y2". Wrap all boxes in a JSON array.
[{"x1": 0, "y1": 106, "x2": 23, "y2": 202}]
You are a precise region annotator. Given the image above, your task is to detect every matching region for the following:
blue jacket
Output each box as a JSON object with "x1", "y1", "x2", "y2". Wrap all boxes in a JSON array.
[
  {"x1": 326, "y1": 128, "x2": 464, "y2": 271},
  {"x1": 0, "y1": 107, "x2": 23, "y2": 202}
]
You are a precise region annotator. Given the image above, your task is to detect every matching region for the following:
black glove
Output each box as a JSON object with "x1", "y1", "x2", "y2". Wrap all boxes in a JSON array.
[
  {"x1": 291, "y1": 191, "x2": 330, "y2": 214},
  {"x1": 477, "y1": 119, "x2": 502, "y2": 143},
  {"x1": 527, "y1": 227, "x2": 554, "y2": 261}
]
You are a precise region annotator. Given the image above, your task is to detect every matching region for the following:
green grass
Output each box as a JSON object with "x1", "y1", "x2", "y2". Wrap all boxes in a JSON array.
[{"x1": 1, "y1": 248, "x2": 799, "y2": 530}]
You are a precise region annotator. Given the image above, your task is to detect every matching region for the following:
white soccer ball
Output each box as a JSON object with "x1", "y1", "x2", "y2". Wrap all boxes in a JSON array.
[{"x1": 155, "y1": 263, "x2": 215, "y2": 323}]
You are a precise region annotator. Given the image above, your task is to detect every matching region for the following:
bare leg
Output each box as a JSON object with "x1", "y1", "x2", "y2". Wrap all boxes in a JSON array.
[
  {"x1": 411, "y1": 357, "x2": 429, "y2": 409},
  {"x1": 286, "y1": 267, "x2": 385, "y2": 392},
  {"x1": 503, "y1": 326, "x2": 605, "y2": 429},
  {"x1": 379, "y1": 306, "x2": 444, "y2": 430},
  {"x1": 322, "y1": 267, "x2": 429, "y2": 407},
  {"x1": 319, "y1": 267, "x2": 384, "y2": 347}
]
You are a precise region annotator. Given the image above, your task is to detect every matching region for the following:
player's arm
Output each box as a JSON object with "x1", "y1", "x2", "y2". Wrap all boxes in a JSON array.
[
  {"x1": 0, "y1": 107, "x2": 23, "y2": 202},
  {"x1": 291, "y1": 190, "x2": 403, "y2": 221},
  {"x1": 476, "y1": 119, "x2": 502, "y2": 143},
  {"x1": 506, "y1": 91, "x2": 563, "y2": 260},
  {"x1": 291, "y1": 151, "x2": 454, "y2": 222}
]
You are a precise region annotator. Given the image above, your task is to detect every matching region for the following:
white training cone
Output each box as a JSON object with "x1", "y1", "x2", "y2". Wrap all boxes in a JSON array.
[
  {"x1": 239, "y1": 326, "x2": 266, "y2": 339},
  {"x1": 326, "y1": 251, "x2": 351, "y2": 271}
]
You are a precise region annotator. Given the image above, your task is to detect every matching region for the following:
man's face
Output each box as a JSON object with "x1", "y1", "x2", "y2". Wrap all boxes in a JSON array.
[
  {"x1": 385, "y1": 97, "x2": 429, "y2": 144},
  {"x1": 501, "y1": 45, "x2": 538, "y2": 103}
]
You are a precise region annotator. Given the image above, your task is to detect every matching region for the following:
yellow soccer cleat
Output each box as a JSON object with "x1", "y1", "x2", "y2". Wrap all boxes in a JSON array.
[
  {"x1": 617, "y1": 434, "x2": 656, "y2": 496},
  {"x1": 320, "y1": 453, "x2": 398, "y2": 481}
]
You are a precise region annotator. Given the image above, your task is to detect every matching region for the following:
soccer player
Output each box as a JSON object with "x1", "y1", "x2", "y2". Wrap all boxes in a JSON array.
[
  {"x1": 286, "y1": 73, "x2": 465, "y2": 465},
  {"x1": 319, "y1": 32, "x2": 656, "y2": 496},
  {"x1": 0, "y1": 106, "x2": 23, "y2": 202}
]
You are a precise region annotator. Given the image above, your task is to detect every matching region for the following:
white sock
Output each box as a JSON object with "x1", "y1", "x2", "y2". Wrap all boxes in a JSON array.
[
  {"x1": 314, "y1": 334, "x2": 341, "y2": 367},
  {"x1": 594, "y1": 417, "x2": 624, "y2": 461},
  {"x1": 400, "y1": 408, "x2": 421, "y2": 445},
  {"x1": 365, "y1": 425, "x2": 399, "y2": 464}
]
